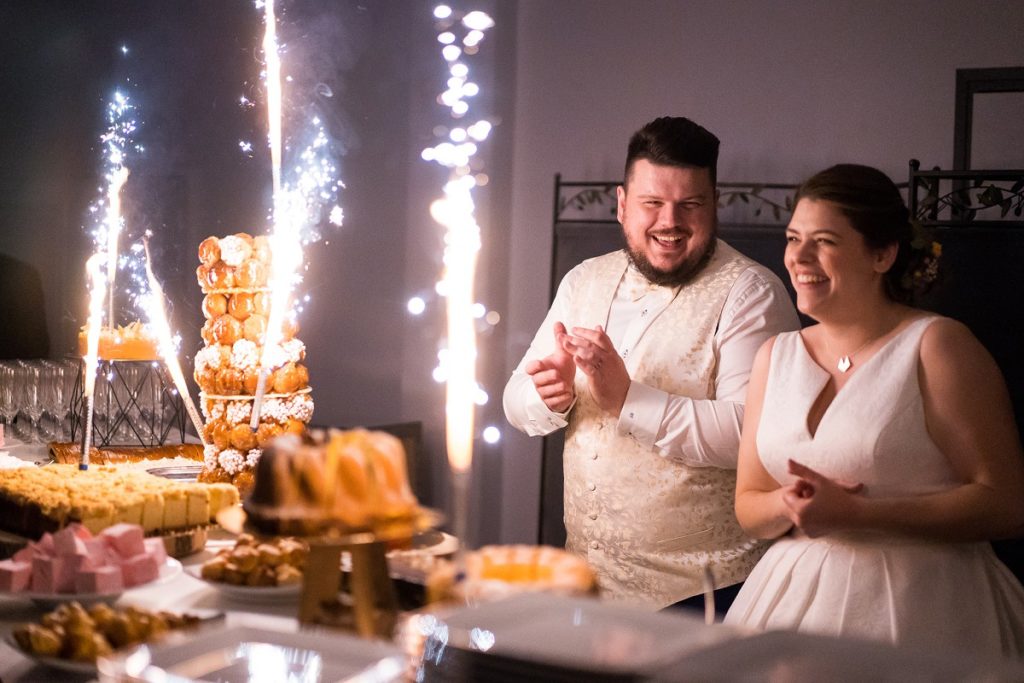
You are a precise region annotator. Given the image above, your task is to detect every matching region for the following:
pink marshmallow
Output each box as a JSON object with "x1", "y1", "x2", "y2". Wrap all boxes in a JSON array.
[
  {"x1": 100, "y1": 523, "x2": 146, "y2": 559},
  {"x1": 86, "y1": 538, "x2": 122, "y2": 566},
  {"x1": 143, "y1": 537, "x2": 168, "y2": 566},
  {"x1": 59, "y1": 554, "x2": 95, "y2": 592},
  {"x1": 53, "y1": 526, "x2": 89, "y2": 557},
  {"x1": 121, "y1": 553, "x2": 160, "y2": 587},
  {"x1": 75, "y1": 566, "x2": 123, "y2": 594},
  {"x1": 0, "y1": 559, "x2": 31, "y2": 592},
  {"x1": 13, "y1": 546, "x2": 33, "y2": 563},
  {"x1": 30, "y1": 556, "x2": 62, "y2": 593},
  {"x1": 34, "y1": 533, "x2": 54, "y2": 555}
]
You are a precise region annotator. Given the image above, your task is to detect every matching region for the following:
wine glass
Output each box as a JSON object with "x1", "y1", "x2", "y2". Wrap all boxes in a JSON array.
[
  {"x1": 0, "y1": 364, "x2": 19, "y2": 442},
  {"x1": 40, "y1": 361, "x2": 70, "y2": 442},
  {"x1": 15, "y1": 362, "x2": 42, "y2": 443}
]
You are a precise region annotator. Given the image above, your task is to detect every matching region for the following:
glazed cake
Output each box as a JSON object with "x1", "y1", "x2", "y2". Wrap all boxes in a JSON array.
[
  {"x1": 77, "y1": 321, "x2": 160, "y2": 361},
  {"x1": 193, "y1": 233, "x2": 314, "y2": 494},
  {"x1": 243, "y1": 428, "x2": 418, "y2": 535}
]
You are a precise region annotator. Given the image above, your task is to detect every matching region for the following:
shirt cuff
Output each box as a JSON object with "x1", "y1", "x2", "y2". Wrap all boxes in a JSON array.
[
  {"x1": 616, "y1": 381, "x2": 668, "y2": 448},
  {"x1": 521, "y1": 393, "x2": 574, "y2": 436}
]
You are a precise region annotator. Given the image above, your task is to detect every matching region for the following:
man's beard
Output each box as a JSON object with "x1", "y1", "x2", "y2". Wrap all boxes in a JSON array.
[{"x1": 625, "y1": 230, "x2": 717, "y2": 287}]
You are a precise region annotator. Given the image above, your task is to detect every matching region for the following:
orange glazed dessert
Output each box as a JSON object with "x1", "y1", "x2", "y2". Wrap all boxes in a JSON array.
[
  {"x1": 77, "y1": 322, "x2": 160, "y2": 361},
  {"x1": 193, "y1": 233, "x2": 313, "y2": 495},
  {"x1": 455, "y1": 545, "x2": 598, "y2": 601}
]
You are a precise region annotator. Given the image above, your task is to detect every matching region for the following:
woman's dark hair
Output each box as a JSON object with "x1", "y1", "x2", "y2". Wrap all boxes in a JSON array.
[
  {"x1": 795, "y1": 163, "x2": 938, "y2": 303},
  {"x1": 624, "y1": 116, "x2": 720, "y2": 187}
]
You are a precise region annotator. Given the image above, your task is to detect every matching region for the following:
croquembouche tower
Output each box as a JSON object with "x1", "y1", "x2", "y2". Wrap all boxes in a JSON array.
[{"x1": 194, "y1": 233, "x2": 313, "y2": 495}]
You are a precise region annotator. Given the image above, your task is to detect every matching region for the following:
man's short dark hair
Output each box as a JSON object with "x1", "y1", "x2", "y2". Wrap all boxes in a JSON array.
[{"x1": 624, "y1": 116, "x2": 720, "y2": 187}]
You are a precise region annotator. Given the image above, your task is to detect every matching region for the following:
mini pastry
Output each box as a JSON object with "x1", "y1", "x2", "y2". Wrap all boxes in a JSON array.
[
  {"x1": 206, "y1": 262, "x2": 235, "y2": 291},
  {"x1": 197, "y1": 237, "x2": 221, "y2": 266},
  {"x1": 229, "y1": 424, "x2": 258, "y2": 451},
  {"x1": 212, "y1": 315, "x2": 243, "y2": 346},
  {"x1": 204, "y1": 419, "x2": 232, "y2": 450},
  {"x1": 243, "y1": 314, "x2": 267, "y2": 343},
  {"x1": 256, "y1": 422, "x2": 284, "y2": 446},
  {"x1": 242, "y1": 368, "x2": 260, "y2": 395},
  {"x1": 202, "y1": 293, "x2": 228, "y2": 319},
  {"x1": 272, "y1": 362, "x2": 302, "y2": 394},
  {"x1": 227, "y1": 291, "x2": 255, "y2": 321},
  {"x1": 235, "y1": 259, "x2": 267, "y2": 289},
  {"x1": 196, "y1": 265, "x2": 211, "y2": 289},
  {"x1": 253, "y1": 291, "x2": 271, "y2": 316},
  {"x1": 214, "y1": 367, "x2": 244, "y2": 395}
]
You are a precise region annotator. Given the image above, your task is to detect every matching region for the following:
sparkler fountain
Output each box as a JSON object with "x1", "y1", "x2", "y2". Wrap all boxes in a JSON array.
[
  {"x1": 141, "y1": 238, "x2": 207, "y2": 444},
  {"x1": 423, "y1": 5, "x2": 496, "y2": 550},
  {"x1": 79, "y1": 91, "x2": 137, "y2": 468},
  {"x1": 248, "y1": 0, "x2": 341, "y2": 432}
]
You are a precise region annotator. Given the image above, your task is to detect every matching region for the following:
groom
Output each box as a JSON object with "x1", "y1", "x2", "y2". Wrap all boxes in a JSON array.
[{"x1": 503, "y1": 116, "x2": 798, "y2": 611}]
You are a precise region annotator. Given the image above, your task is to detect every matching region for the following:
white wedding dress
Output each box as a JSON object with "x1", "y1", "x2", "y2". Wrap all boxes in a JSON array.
[{"x1": 724, "y1": 316, "x2": 1024, "y2": 658}]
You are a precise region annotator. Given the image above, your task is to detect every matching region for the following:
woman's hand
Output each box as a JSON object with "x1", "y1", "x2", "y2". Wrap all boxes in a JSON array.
[{"x1": 782, "y1": 459, "x2": 865, "y2": 537}]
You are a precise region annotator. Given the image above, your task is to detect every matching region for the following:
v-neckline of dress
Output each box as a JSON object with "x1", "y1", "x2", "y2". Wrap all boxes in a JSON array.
[{"x1": 794, "y1": 318, "x2": 922, "y2": 440}]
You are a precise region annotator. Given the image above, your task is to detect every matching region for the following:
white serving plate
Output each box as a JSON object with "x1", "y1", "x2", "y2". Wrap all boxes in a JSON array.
[
  {"x1": 3, "y1": 633, "x2": 97, "y2": 675},
  {"x1": 3, "y1": 607, "x2": 222, "y2": 676},
  {"x1": 432, "y1": 592, "x2": 740, "y2": 675},
  {"x1": 98, "y1": 624, "x2": 406, "y2": 682},
  {"x1": 3, "y1": 557, "x2": 182, "y2": 609},
  {"x1": 184, "y1": 565, "x2": 301, "y2": 603}
]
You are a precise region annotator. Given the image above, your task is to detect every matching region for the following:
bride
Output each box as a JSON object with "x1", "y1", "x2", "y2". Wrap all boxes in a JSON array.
[{"x1": 724, "y1": 163, "x2": 1024, "y2": 658}]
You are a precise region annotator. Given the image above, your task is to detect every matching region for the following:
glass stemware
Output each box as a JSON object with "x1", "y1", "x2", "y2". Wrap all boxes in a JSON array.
[
  {"x1": 15, "y1": 362, "x2": 43, "y2": 443},
  {"x1": 39, "y1": 361, "x2": 72, "y2": 442},
  {"x1": 0, "y1": 364, "x2": 18, "y2": 441}
]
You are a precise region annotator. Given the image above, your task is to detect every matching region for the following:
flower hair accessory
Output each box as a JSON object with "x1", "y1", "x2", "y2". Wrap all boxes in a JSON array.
[{"x1": 901, "y1": 221, "x2": 941, "y2": 293}]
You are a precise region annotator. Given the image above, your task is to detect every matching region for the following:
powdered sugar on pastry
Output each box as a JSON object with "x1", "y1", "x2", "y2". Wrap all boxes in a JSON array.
[{"x1": 218, "y1": 235, "x2": 252, "y2": 267}]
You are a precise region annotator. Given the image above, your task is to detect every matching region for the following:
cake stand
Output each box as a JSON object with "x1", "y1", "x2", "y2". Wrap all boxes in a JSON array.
[
  {"x1": 68, "y1": 358, "x2": 187, "y2": 447},
  {"x1": 217, "y1": 505, "x2": 443, "y2": 639}
]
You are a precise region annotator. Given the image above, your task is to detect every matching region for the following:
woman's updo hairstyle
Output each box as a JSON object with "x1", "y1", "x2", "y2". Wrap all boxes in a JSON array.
[{"x1": 794, "y1": 163, "x2": 939, "y2": 303}]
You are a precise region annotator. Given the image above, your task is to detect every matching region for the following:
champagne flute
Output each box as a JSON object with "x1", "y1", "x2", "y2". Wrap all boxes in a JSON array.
[
  {"x1": 0, "y1": 364, "x2": 18, "y2": 442},
  {"x1": 15, "y1": 362, "x2": 42, "y2": 443},
  {"x1": 40, "y1": 361, "x2": 70, "y2": 441}
]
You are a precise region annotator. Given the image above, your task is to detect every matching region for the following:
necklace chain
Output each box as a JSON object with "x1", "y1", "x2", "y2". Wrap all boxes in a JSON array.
[{"x1": 831, "y1": 334, "x2": 882, "y2": 374}]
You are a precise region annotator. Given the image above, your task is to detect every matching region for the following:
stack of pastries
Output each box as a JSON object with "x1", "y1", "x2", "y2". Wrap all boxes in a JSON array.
[{"x1": 194, "y1": 233, "x2": 313, "y2": 494}]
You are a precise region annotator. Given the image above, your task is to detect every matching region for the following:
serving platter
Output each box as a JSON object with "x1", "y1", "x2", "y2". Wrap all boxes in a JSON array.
[
  {"x1": 2, "y1": 558, "x2": 181, "y2": 609},
  {"x1": 4, "y1": 607, "x2": 223, "y2": 676},
  {"x1": 183, "y1": 565, "x2": 301, "y2": 603}
]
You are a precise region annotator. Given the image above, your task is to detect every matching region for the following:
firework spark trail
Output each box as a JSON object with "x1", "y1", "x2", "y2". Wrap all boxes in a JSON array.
[
  {"x1": 97, "y1": 91, "x2": 136, "y2": 326},
  {"x1": 141, "y1": 238, "x2": 207, "y2": 445},
  {"x1": 249, "y1": 2, "x2": 345, "y2": 429},
  {"x1": 423, "y1": 5, "x2": 495, "y2": 476}
]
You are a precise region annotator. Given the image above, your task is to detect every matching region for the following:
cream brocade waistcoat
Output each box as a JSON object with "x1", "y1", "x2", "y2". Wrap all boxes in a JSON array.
[{"x1": 563, "y1": 242, "x2": 768, "y2": 608}]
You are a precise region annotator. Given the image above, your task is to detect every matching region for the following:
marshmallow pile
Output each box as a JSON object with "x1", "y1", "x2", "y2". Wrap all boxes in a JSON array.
[{"x1": 0, "y1": 523, "x2": 166, "y2": 595}]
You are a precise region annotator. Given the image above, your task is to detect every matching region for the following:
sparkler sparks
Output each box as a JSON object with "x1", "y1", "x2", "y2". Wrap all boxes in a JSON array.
[
  {"x1": 79, "y1": 88, "x2": 141, "y2": 466},
  {"x1": 424, "y1": 6, "x2": 495, "y2": 478},
  {"x1": 248, "y1": 0, "x2": 345, "y2": 429},
  {"x1": 141, "y1": 238, "x2": 207, "y2": 445}
]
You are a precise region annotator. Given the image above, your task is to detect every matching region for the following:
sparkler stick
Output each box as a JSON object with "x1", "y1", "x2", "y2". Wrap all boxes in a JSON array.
[
  {"x1": 141, "y1": 238, "x2": 207, "y2": 444},
  {"x1": 80, "y1": 254, "x2": 107, "y2": 470}
]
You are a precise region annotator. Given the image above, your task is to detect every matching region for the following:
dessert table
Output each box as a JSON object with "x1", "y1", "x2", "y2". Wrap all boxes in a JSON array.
[
  {"x1": 0, "y1": 437, "x2": 301, "y2": 681},
  {"x1": 2, "y1": 437, "x2": 1024, "y2": 682}
]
